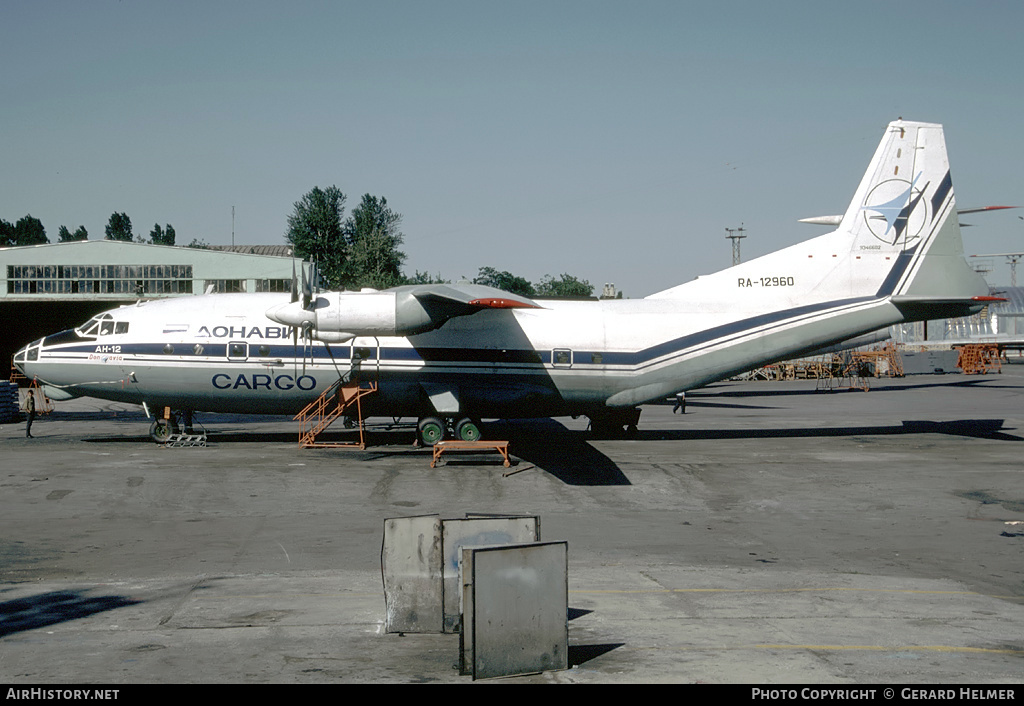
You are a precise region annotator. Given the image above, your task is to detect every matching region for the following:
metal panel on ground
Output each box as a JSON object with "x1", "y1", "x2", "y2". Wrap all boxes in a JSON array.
[
  {"x1": 462, "y1": 541, "x2": 568, "y2": 680},
  {"x1": 901, "y1": 349, "x2": 960, "y2": 374},
  {"x1": 381, "y1": 514, "x2": 443, "y2": 633},
  {"x1": 440, "y1": 515, "x2": 540, "y2": 633}
]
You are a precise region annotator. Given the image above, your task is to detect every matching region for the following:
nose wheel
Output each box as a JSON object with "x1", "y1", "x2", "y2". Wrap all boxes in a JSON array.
[
  {"x1": 148, "y1": 409, "x2": 196, "y2": 443},
  {"x1": 149, "y1": 418, "x2": 173, "y2": 443}
]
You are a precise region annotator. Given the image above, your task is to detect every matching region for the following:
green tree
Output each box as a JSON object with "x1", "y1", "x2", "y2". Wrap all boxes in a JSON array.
[
  {"x1": 285, "y1": 186, "x2": 349, "y2": 288},
  {"x1": 14, "y1": 215, "x2": 47, "y2": 245},
  {"x1": 149, "y1": 223, "x2": 176, "y2": 246},
  {"x1": 473, "y1": 266, "x2": 536, "y2": 297},
  {"x1": 0, "y1": 219, "x2": 13, "y2": 246},
  {"x1": 535, "y1": 273, "x2": 594, "y2": 298},
  {"x1": 406, "y1": 270, "x2": 449, "y2": 285},
  {"x1": 105, "y1": 212, "x2": 133, "y2": 241},
  {"x1": 344, "y1": 194, "x2": 407, "y2": 289},
  {"x1": 58, "y1": 225, "x2": 88, "y2": 242}
]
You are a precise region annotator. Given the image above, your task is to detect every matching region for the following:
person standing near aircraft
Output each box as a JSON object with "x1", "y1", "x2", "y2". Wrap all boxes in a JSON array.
[
  {"x1": 24, "y1": 386, "x2": 36, "y2": 438},
  {"x1": 673, "y1": 392, "x2": 686, "y2": 414}
]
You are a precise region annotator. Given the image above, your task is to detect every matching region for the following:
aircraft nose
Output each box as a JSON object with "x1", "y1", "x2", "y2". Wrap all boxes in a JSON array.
[{"x1": 12, "y1": 338, "x2": 42, "y2": 376}]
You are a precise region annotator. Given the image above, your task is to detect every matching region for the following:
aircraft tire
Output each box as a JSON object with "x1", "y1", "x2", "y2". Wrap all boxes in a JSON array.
[
  {"x1": 417, "y1": 417, "x2": 445, "y2": 446},
  {"x1": 150, "y1": 419, "x2": 173, "y2": 443},
  {"x1": 455, "y1": 417, "x2": 482, "y2": 442}
]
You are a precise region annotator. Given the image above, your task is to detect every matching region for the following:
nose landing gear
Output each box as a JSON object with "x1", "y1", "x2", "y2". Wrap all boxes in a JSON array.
[{"x1": 148, "y1": 408, "x2": 197, "y2": 443}]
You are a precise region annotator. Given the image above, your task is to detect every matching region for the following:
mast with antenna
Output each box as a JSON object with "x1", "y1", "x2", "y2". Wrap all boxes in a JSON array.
[{"x1": 725, "y1": 224, "x2": 746, "y2": 266}]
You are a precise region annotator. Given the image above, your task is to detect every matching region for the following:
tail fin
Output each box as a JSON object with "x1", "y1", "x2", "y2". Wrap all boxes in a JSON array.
[
  {"x1": 840, "y1": 120, "x2": 988, "y2": 300},
  {"x1": 647, "y1": 119, "x2": 988, "y2": 308}
]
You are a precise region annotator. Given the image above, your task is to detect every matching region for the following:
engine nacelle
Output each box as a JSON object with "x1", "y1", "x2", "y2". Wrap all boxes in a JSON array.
[
  {"x1": 266, "y1": 290, "x2": 445, "y2": 337},
  {"x1": 311, "y1": 330, "x2": 355, "y2": 343}
]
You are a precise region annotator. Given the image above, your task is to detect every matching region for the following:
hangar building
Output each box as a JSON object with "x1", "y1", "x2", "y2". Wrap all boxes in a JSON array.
[{"x1": 1, "y1": 240, "x2": 308, "y2": 378}]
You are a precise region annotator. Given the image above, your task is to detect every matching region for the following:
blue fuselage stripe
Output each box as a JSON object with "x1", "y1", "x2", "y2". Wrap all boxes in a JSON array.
[{"x1": 42, "y1": 295, "x2": 883, "y2": 372}]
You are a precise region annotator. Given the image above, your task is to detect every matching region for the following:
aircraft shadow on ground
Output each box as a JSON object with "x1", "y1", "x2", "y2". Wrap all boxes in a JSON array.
[
  {"x1": 82, "y1": 417, "x2": 1022, "y2": 487},
  {"x1": 488, "y1": 419, "x2": 632, "y2": 486},
  {"x1": 631, "y1": 418, "x2": 1024, "y2": 442},
  {"x1": 0, "y1": 589, "x2": 140, "y2": 638},
  {"x1": 687, "y1": 376, "x2": 1002, "y2": 400}
]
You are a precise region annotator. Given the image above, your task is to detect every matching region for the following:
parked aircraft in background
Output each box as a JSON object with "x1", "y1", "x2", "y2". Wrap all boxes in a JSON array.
[{"x1": 15, "y1": 120, "x2": 995, "y2": 444}]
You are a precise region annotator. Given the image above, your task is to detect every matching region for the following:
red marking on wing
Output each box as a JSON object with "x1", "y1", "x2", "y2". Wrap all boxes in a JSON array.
[{"x1": 469, "y1": 298, "x2": 539, "y2": 309}]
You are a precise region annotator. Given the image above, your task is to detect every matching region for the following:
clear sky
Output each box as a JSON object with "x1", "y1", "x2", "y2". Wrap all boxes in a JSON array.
[{"x1": 3, "y1": 0, "x2": 1022, "y2": 296}]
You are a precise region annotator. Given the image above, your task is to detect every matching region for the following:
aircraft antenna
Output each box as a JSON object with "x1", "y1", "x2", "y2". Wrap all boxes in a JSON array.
[
  {"x1": 231, "y1": 206, "x2": 235, "y2": 247},
  {"x1": 971, "y1": 252, "x2": 1024, "y2": 287},
  {"x1": 725, "y1": 224, "x2": 747, "y2": 266}
]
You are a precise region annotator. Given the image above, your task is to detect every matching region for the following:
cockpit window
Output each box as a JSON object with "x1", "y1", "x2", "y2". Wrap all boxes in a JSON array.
[
  {"x1": 115, "y1": 321, "x2": 129, "y2": 334},
  {"x1": 75, "y1": 313, "x2": 115, "y2": 338}
]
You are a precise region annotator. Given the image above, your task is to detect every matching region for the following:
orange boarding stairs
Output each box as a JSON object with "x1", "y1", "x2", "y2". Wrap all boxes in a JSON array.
[{"x1": 294, "y1": 375, "x2": 378, "y2": 449}]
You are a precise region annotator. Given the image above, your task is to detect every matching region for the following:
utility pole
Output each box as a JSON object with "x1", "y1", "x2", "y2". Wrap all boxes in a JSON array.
[{"x1": 725, "y1": 224, "x2": 746, "y2": 266}]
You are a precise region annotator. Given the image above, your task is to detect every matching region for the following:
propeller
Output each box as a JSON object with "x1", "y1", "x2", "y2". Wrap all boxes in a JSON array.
[
  {"x1": 301, "y1": 262, "x2": 313, "y2": 310},
  {"x1": 301, "y1": 320, "x2": 313, "y2": 376}
]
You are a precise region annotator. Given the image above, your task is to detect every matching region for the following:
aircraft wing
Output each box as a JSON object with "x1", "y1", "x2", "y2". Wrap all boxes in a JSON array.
[
  {"x1": 267, "y1": 282, "x2": 541, "y2": 338},
  {"x1": 404, "y1": 283, "x2": 541, "y2": 312}
]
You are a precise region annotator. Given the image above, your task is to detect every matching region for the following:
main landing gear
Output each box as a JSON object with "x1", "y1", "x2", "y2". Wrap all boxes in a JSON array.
[{"x1": 416, "y1": 416, "x2": 483, "y2": 446}]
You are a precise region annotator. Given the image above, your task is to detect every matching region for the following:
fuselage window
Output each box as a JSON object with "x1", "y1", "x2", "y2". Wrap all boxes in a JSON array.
[
  {"x1": 258, "y1": 345, "x2": 270, "y2": 357},
  {"x1": 228, "y1": 342, "x2": 247, "y2": 360},
  {"x1": 163, "y1": 343, "x2": 175, "y2": 355},
  {"x1": 553, "y1": 349, "x2": 572, "y2": 366}
]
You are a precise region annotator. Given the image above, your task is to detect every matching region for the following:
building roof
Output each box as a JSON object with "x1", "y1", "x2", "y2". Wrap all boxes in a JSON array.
[
  {"x1": 1, "y1": 239, "x2": 302, "y2": 266},
  {"x1": 209, "y1": 244, "x2": 295, "y2": 257},
  {"x1": 1, "y1": 239, "x2": 309, "y2": 302}
]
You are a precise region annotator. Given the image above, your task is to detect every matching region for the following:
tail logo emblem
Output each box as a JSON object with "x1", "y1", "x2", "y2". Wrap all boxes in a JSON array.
[{"x1": 861, "y1": 174, "x2": 929, "y2": 246}]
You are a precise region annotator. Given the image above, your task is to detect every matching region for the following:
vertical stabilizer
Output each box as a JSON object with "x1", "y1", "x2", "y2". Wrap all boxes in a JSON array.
[
  {"x1": 840, "y1": 120, "x2": 944, "y2": 254},
  {"x1": 838, "y1": 120, "x2": 987, "y2": 300}
]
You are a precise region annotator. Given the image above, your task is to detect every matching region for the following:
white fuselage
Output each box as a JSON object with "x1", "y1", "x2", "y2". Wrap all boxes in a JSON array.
[{"x1": 13, "y1": 120, "x2": 990, "y2": 424}]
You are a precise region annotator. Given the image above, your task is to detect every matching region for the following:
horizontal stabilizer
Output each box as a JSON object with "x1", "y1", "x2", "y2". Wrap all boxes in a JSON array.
[
  {"x1": 957, "y1": 205, "x2": 1017, "y2": 215},
  {"x1": 802, "y1": 206, "x2": 1016, "y2": 227},
  {"x1": 890, "y1": 295, "x2": 1007, "y2": 305},
  {"x1": 890, "y1": 294, "x2": 1004, "y2": 321},
  {"x1": 798, "y1": 215, "x2": 843, "y2": 226}
]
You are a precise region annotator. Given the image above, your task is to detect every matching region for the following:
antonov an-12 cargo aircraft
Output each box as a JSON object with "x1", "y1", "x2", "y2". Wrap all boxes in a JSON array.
[{"x1": 15, "y1": 120, "x2": 997, "y2": 444}]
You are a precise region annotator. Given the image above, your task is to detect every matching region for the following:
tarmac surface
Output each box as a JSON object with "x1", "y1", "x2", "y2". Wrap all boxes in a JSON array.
[{"x1": 1, "y1": 369, "x2": 1023, "y2": 684}]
